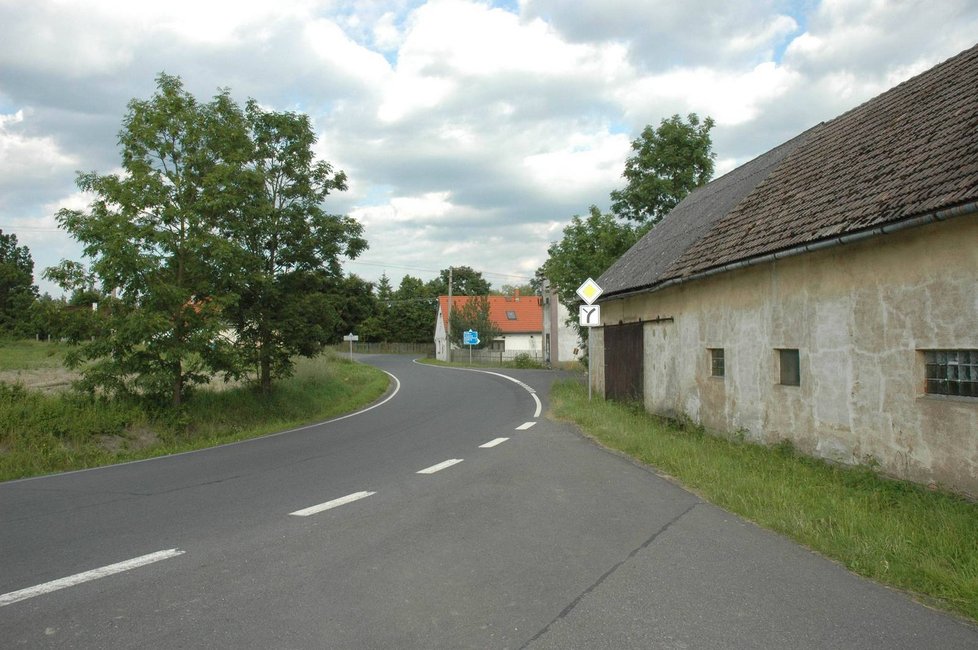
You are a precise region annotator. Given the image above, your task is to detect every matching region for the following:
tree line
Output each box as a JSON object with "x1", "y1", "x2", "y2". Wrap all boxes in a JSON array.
[{"x1": 2, "y1": 72, "x2": 716, "y2": 403}]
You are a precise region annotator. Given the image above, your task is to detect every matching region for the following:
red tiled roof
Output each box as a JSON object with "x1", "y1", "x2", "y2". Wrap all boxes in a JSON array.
[{"x1": 438, "y1": 295, "x2": 543, "y2": 334}]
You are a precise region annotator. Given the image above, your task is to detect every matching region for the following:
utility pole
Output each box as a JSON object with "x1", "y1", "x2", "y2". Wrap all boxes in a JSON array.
[{"x1": 446, "y1": 266, "x2": 453, "y2": 362}]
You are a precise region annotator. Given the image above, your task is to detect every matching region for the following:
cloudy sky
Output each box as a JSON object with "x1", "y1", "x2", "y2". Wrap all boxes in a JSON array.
[{"x1": 2, "y1": 0, "x2": 977, "y2": 296}]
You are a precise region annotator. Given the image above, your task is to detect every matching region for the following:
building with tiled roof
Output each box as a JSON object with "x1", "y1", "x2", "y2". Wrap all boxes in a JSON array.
[
  {"x1": 593, "y1": 43, "x2": 978, "y2": 497},
  {"x1": 434, "y1": 291, "x2": 544, "y2": 361}
]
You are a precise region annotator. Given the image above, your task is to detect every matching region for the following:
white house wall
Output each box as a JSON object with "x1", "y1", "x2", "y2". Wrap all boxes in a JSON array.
[
  {"x1": 499, "y1": 333, "x2": 542, "y2": 353},
  {"x1": 596, "y1": 214, "x2": 978, "y2": 497}
]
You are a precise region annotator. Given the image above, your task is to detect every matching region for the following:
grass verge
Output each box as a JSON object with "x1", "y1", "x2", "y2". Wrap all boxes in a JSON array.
[
  {"x1": 0, "y1": 352, "x2": 389, "y2": 482},
  {"x1": 0, "y1": 339, "x2": 71, "y2": 370},
  {"x1": 550, "y1": 379, "x2": 978, "y2": 623}
]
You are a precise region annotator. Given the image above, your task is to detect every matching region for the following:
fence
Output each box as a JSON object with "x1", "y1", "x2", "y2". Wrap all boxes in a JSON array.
[
  {"x1": 447, "y1": 348, "x2": 546, "y2": 367},
  {"x1": 327, "y1": 341, "x2": 436, "y2": 357}
]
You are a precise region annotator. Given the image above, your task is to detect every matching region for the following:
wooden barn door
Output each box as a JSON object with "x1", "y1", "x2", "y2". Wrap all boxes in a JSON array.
[{"x1": 604, "y1": 321, "x2": 644, "y2": 402}]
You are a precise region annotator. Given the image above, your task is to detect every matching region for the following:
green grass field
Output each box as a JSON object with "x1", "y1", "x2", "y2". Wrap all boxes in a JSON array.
[{"x1": 0, "y1": 340, "x2": 389, "y2": 481}]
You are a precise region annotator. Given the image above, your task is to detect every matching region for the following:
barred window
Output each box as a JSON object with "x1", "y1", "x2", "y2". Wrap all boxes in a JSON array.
[
  {"x1": 709, "y1": 348, "x2": 725, "y2": 377},
  {"x1": 924, "y1": 350, "x2": 978, "y2": 398}
]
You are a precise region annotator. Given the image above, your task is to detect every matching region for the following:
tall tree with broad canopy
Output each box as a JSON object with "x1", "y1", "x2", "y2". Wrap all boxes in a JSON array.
[
  {"x1": 57, "y1": 74, "x2": 366, "y2": 403},
  {"x1": 222, "y1": 101, "x2": 366, "y2": 394},
  {"x1": 57, "y1": 74, "x2": 245, "y2": 406},
  {"x1": 610, "y1": 113, "x2": 716, "y2": 227},
  {"x1": 538, "y1": 206, "x2": 639, "y2": 342},
  {"x1": 0, "y1": 230, "x2": 38, "y2": 335}
]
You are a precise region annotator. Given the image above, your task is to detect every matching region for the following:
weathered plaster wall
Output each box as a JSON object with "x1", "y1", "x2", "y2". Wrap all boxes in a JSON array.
[
  {"x1": 597, "y1": 214, "x2": 978, "y2": 496},
  {"x1": 500, "y1": 333, "x2": 542, "y2": 353}
]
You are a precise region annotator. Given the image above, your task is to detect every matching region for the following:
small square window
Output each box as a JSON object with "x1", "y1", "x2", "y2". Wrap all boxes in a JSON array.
[
  {"x1": 779, "y1": 349, "x2": 800, "y2": 386},
  {"x1": 709, "y1": 348, "x2": 724, "y2": 377},
  {"x1": 506, "y1": 310, "x2": 517, "y2": 320},
  {"x1": 923, "y1": 349, "x2": 977, "y2": 397}
]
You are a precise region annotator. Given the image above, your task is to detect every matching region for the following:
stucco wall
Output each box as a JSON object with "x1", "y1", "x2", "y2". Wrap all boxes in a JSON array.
[
  {"x1": 597, "y1": 214, "x2": 978, "y2": 497},
  {"x1": 500, "y1": 333, "x2": 543, "y2": 353}
]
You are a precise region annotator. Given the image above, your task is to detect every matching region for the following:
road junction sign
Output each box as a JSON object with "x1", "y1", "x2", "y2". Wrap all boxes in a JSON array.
[
  {"x1": 576, "y1": 278, "x2": 603, "y2": 305},
  {"x1": 579, "y1": 304, "x2": 601, "y2": 328}
]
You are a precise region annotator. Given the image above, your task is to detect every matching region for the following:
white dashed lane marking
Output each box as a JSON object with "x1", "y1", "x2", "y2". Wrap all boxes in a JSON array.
[
  {"x1": 0, "y1": 549, "x2": 185, "y2": 608},
  {"x1": 417, "y1": 459, "x2": 464, "y2": 474},
  {"x1": 290, "y1": 491, "x2": 376, "y2": 517},
  {"x1": 479, "y1": 438, "x2": 509, "y2": 448},
  {"x1": 516, "y1": 422, "x2": 536, "y2": 430}
]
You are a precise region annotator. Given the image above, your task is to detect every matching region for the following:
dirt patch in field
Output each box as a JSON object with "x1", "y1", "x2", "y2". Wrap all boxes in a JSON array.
[
  {"x1": 0, "y1": 368, "x2": 80, "y2": 393},
  {"x1": 96, "y1": 426, "x2": 161, "y2": 454}
]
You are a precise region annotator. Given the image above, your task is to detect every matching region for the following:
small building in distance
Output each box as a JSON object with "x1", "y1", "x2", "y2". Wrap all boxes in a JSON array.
[{"x1": 434, "y1": 290, "x2": 544, "y2": 362}]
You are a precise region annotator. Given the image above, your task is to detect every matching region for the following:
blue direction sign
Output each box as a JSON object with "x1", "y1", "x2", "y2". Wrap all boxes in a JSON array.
[{"x1": 463, "y1": 329, "x2": 480, "y2": 346}]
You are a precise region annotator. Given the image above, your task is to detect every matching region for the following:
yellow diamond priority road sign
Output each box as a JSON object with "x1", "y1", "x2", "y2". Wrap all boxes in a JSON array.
[{"x1": 576, "y1": 278, "x2": 603, "y2": 305}]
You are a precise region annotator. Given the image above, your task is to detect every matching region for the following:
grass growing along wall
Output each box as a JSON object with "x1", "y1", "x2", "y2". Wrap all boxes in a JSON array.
[
  {"x1": 0, "y1": 352, "x2": 389, "y2": 482},
  {"x1": 549, "y1": 379, "x2": 978, "y2": 623}
]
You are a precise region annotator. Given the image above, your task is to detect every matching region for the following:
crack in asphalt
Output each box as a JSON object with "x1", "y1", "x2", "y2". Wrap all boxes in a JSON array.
[{"x1": 520, "y1": 500, "x2": 701, "y2": 649}]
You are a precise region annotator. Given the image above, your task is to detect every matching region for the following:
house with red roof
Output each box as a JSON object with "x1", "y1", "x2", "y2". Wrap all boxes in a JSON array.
[
  {"x1": 434, "y1": 290, "x2": 544, "y2": 362},
  {"x1": 592, "y1": 44, "x2": 978, "y2": 496}
]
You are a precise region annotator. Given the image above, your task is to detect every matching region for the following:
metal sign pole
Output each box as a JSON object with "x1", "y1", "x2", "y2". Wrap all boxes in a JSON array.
[
  {"x1": 588, "y1": 331, "x2": 592, "y2": 401},
  {"x1": 575, "y1": 278, "x2": 603, "y2": 404}
]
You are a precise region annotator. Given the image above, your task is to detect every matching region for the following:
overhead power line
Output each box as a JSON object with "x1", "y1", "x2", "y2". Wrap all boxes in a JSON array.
[{"x1": 345, "y1": 258, "x2": 534, "y2": 282}]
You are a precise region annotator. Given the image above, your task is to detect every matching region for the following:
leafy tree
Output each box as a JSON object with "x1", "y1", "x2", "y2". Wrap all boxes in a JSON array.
[
  {"x1": 448, "y1": 295, "x2": 500, "y2": 350},
  {"x1": 29, "y1": 294, "x2": 65, "y2": 341},
  {"x1": 328, "y1": 274, "x2": 377, "y2": 343},
  {"x1": 56, "y1": 73, "x2": 251, "y2": 406},
  {"x1": 538, "y1": 206, "x2": 640, "y2": 341},
  {"x1": 222, "y1": 102, "x2": 366, "y2": 393},
  {"x1": 42, "y1": 260, "x2": 97, "y2": 296},
  {"x1": 610, "y1": 113, "x2": 715, "y2": 226},
  {"x1": 0, "y1": 230, "x2": 38, "y2": 335},
  {"x1": 40, "y1": 260, "x2": 110, "y2": 342},
  {"x1": 360, "y1": 272, "x2": 393, "y2": 342},
  {"x1": 430, "y1": 265, "x2": 491, "y2": 296},
  {"x1": 388, "y1": 275, "x2": 438, "y2": 344}
]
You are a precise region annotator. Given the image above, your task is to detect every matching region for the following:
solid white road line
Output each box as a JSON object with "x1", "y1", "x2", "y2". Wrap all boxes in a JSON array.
[
  {"x1": 290, "y1": 491, "x2": 376, "y2": 517},
  {"x1": 516, "y1": 421, "x2": 537, "y2": 430},
  {"x1": 0, "y1": 549, "x2": 185, "y2": 608},
  {"x1": 412, "y1": 361, "x2": 542, "y2": 418},
  {"x1": 417, "y1": 459, "x2": 464, "y2": 474},
  {"x1": 479, "y1": 437, "x2": 509, "y2": 448}
]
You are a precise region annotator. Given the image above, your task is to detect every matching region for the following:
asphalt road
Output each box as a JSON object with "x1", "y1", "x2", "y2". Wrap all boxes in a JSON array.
[{"x1": 1, "y1": 354, "x2": 976, "y2": 648}]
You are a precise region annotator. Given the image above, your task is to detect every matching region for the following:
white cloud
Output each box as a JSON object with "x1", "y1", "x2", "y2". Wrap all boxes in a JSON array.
[
  {"x1": 0, "y1": 110, "x2": 77, "y2": 197},
  {"x1": 2, "y1": 0, "x2": 978, "y2": 296},
  {"x1": 619, "y1": 62, "x2": 797, "y2": 126},
  {"x1": 303, "y1": 18, "x2": 393, "y2": 88},
  {"x1": 522, "y1": 132, "x2": 630, "y2": 200},
  {"x1": 373, "y1": 11, "x2": 404, "y2": 51}
]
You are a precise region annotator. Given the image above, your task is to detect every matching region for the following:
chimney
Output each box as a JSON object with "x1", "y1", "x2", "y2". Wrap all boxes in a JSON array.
[{"x1": 514, "y1": 288, "x2": 520, "y2": 302}]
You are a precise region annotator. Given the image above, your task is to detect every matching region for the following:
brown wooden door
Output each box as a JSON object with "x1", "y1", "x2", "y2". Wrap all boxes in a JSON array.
[{"x1": 604, "y1": 321, "x2": 643, "y2": 402}]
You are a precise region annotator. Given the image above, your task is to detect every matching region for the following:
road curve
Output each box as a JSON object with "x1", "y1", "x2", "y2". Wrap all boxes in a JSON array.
[{"x1": 1, "y1": 354, "x2": 975, "y2": 648}]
